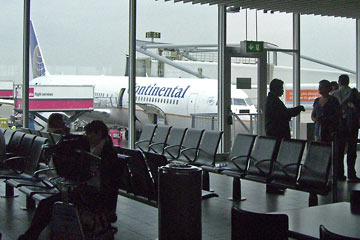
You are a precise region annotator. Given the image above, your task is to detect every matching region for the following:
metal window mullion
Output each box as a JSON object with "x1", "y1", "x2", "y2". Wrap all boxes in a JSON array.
[
  {"x1": 128, "y1": 0, "x2": 137, "y2": 149},
  {"x1": 293, "y1": 13, "x2": 300, "y2": 139}
]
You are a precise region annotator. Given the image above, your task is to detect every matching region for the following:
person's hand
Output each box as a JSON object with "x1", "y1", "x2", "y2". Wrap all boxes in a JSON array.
[{"x1": 299, "y1": 105, "x2": 305, "y2": 112}]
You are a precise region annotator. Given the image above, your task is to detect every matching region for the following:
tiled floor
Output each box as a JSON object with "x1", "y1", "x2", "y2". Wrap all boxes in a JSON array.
[{"x1": 0, "y1": 161, "x2": 359, "y2": 240}]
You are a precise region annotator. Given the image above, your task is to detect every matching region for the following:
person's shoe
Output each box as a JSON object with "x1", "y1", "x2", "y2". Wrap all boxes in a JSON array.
[
  {"x1": 338, "y1": 175, "x2": 347, "y2": 181},
  {"x1": 348, "y1": 176, "x2": 360, "y2": 183}
]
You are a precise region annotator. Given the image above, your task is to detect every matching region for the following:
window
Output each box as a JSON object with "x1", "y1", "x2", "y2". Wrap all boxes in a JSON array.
[{"x1": 233, "y1": 98, "x2": 247, "y2": 106}]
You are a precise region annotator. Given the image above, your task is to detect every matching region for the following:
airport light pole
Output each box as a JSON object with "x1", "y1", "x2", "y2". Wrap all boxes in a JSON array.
[{"x1": 22, "y1": 0, "x2": 30, "y2": 128}]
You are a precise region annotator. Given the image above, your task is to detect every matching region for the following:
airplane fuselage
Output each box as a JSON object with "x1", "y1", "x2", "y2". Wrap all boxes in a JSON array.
[{"x1": 31, "y1": 75, "x2": 255, "y2": 128}]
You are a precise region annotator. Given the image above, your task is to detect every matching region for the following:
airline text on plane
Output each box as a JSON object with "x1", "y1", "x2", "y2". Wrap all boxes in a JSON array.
[{"x1": 135, "y1": 84, "x2": 190, "y2": 98}]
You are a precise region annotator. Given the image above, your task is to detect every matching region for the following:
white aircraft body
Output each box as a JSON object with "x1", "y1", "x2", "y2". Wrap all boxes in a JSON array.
[
  {"x1": 29, "y1": 21, "x2": 256, "y2": 129},
  {"x1": 31, "y1": 75, "x2": 255, "y2": 128}
]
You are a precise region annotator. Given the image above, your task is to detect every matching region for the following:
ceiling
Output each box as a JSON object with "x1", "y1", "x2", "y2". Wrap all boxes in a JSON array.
[{"x1": 166, "y1": 0, "x2": 360, "y2": 19}]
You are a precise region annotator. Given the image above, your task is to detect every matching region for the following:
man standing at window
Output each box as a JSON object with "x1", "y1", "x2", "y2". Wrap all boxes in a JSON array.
[
  {"x1": 265, "y1": 78, "x2": 305, "y2": 139},
  {"x1": 264, "y1": 78, "x2": 305, "y2": 194}
]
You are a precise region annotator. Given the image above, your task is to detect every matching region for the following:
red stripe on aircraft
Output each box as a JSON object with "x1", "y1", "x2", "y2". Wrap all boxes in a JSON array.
[
  {"x1": 0, "y1": 90, "x2": 13, "y2": 98},
  {"x1": 15, "y1": 99, "x2": 93, "y2": 110}
]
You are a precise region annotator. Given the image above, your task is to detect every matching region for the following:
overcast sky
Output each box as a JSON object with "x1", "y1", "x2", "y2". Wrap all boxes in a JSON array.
[{"x1": 0, "y1": 0, "x2": 356, "y2": 82}]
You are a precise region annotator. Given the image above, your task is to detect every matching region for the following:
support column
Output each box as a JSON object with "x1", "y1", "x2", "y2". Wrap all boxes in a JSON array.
[
  {"x1": 293, "y1": 13, "x2": 301, "y2": 139},
  {"x1": 356, "y1": 19, "x2": 360, "y2": 89},
  {"x1": 22, "y1": 0, "x2": 30, "y2": 128},
  {"x1": 257, "y1": 53, "x2": 267, "y2": 136},
  {"x1": 128, "y1": 0, "x2": 137, "y2": 149},
  {"x1": 218, "y1": 5, "x2": 231, "y2": 153}
]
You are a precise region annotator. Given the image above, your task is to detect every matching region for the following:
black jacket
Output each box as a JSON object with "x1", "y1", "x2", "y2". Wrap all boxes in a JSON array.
[{"x1": 265, "y1": 92, "x2": 302, "y2": 139}]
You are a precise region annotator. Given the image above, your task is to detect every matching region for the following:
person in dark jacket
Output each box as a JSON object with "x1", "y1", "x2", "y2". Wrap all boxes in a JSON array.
[
  {"x1": 18, "y1": 120, "x2": 120, "y2": 240},
  {"x1": 264, "y1": 79, "x2": 305, "y2": 194},
  {"x1": 265, "y1": 78, "x2": 305, "y2": 139}
]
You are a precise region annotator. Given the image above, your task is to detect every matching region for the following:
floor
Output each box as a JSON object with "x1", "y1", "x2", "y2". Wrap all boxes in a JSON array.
[{"x1": 0, "y1": 160, "x2": 359, "y2": 240}]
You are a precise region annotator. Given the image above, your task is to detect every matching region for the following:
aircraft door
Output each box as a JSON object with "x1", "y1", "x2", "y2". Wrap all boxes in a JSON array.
[
  {"x1": 117, "y1": 88, "x2": 126, "y2": 108},
  {"x1": 187, "y1": 93, "x2": 199, "y2": 115}
]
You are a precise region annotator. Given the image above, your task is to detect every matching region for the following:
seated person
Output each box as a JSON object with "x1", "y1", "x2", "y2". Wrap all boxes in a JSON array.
[
  {"x1": 47, "y1": 113, "x2": 70, "y2": 135},
  {"x1": 18, "y1": 120, "x2": 120, "y2": 240}
]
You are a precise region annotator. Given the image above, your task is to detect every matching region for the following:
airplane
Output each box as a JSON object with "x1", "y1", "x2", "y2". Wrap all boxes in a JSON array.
[{"x1": 28, "y1": 20, "x2": 256, "y2": 130}]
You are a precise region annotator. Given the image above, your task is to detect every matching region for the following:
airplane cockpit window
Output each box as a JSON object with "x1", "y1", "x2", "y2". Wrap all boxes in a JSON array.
[
  {"x1": 245, "y1": 98, "x2": 253, "y2": 105},
  {"x1": 233, "y1": 98, "x2": 247, "y2": 106}
]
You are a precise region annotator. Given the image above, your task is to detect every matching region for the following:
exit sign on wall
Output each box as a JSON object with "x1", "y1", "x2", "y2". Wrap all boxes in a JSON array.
[{"x1": 246, "y1": 41, "x2": 264, "y2": 53}]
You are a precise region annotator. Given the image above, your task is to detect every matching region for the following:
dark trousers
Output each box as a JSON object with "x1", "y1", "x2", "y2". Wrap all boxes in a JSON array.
[
  {"x1": 24, "y1": 187, "x2": 118, "y2": 239},
  {"x1": 337, "y1": 128, "x2": 358, "y2": 178},
  {"x1": 25, "y1": 193, "x2": 62, "y2": 239}
]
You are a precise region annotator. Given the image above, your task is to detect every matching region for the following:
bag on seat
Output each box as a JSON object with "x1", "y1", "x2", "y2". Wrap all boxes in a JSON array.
[{"x1": 46, "y1": 134, "x2": 95, "y2": 182}]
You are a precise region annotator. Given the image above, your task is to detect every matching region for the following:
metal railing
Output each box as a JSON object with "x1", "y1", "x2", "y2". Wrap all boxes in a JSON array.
[{"x1": 190, "y1": 112, "x2": 258, "y2": 136}]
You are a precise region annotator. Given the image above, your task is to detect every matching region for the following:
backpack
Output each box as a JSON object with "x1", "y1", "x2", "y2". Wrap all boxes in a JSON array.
[{"x1": 341, "y1": 88, "x2": 360, "y2": 131}]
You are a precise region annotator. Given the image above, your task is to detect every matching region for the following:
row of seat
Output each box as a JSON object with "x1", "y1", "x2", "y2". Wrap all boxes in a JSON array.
[
  {"x1": 203, "y1": 134, "x2": 332, "y2": 206},
  {"x1": 17, "y1": 127, "x2": 62, "y2": 145},
  {"x1": 0, "y1": 129, "x2": 51, "y2": 208},
  {"x1": 114, "y1": 124, "x2": 223, "y2": 205},
  {"x1": 132, "y1": 124, "x2": 333, "y2": 206},
  {"x1": 135, "y1": 124, "x2": 223, "y2": 190}
]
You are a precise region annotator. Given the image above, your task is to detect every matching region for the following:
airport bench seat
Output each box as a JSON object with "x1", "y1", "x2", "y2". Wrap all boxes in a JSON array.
[
  {"x1": 116, "y1": 147, "x2": 156, "y2": 202},
  {"x1": 268, "y1": 139, "x2": 307, "y2": 189},
  {"x1": 162, "y1": 127, "x2": 187, "y2": 160},
  {"x1": 202, "y1": 133, "x2": 256, "y2": 175},
  {"x1": 135, "y1": 124, "x2": 157, "y2": 152},
  {"x1": 3, "y1": 136, "x2": 48, "y2": 198},
  {"x1": 269, "y1": 141, "x2": 332, "y2": 206},
  {"x1": 174, "y1": 128, "x2": 204, "y2": 163},
  {"x1": 148, "y1": 125, "x2": 172, "y2": 154}
]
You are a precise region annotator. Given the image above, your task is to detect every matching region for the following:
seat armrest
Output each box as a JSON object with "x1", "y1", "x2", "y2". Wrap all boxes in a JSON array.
[
  {"x1": 135, "y1": 140, "x2": 150, "y2": 145},
  {"x1": 33, "y1": 168, "x2": 56, "y2": 178},
  {"x1": 4, "y1": 156, "x2": 26, "y2": 174},
  {"x1": 180, "y1": 147, "x2": 198, "y2": 161}
]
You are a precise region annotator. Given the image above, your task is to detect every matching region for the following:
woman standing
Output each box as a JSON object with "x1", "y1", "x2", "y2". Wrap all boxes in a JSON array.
[{"x1": 311, "y1": 80, "x2": 341, "y2": 142}]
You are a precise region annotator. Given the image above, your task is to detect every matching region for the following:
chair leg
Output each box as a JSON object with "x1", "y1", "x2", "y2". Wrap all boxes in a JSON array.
[
  {"x1": 202, "y1": 171, "x2": 210, "y2": 191},
  {"x1": 309, "y1": 193, "x2": 318, "y2": 206},
  {"x1": 1, "y1": 184, "x2": 18, "y2": 198},
  {"x1": 229, "y1": 177, "x2": 246, "y2": 201},
  {"x1": 21, "y1": 196, "x2": 36, "y2": 211}
]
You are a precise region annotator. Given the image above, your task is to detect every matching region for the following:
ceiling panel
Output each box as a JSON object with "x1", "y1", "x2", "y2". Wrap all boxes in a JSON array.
[{"x1": 165, "y1": 0, "x2": 360, "y2": 19}]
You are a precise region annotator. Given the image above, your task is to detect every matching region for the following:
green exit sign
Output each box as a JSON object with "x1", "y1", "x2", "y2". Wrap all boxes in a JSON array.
[
  {"x1": 246, "y1": 41, "x2": 264, "y2": 53},
  {"x1": 146, "y1": 31, "x2": 161, "y2": 39}
]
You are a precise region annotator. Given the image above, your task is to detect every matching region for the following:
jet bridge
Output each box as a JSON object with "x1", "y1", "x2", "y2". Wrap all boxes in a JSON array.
[
  {"x1": 14, "y1": 84, "x2": 94, "y2": 112},
  {"x1": 14, "y1": 84, "x2": 95, "y2": 126},
  {"x1": 0, "y1": 81, "x2": 14, "y2": 99}
]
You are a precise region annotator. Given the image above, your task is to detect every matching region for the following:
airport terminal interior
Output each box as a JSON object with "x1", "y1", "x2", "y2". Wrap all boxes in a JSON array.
[{"x1": 2, "y1": 1, "x2": 360, "y2": 240}]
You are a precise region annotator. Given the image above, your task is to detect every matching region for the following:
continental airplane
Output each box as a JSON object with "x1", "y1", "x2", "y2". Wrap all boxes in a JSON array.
[{"x1": 28, "y1": 20, "x2": 256, "y2": 129}]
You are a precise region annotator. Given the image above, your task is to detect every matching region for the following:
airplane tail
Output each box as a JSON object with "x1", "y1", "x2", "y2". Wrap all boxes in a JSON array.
[{"x1": 30, "y1": 20, "x2": 48, "y2": 78}]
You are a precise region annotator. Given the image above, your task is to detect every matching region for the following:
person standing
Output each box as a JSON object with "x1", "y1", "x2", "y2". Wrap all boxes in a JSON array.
[
  {"x1": 332, "y1": 74, "x2": 360, "y2": 182},
  {"x1": 47, "y1": 113, "x2": 70, "y2": 135},
  {"x1": 330, "y1": 81, "x2": 339, "y2": 95},
  {"x1": 265, "y1": 78, "x2": 305, "y2": 139},
  {"x1": 311, "y1": 80, "x2": 340, "y2": 142},
  {"x1": 264, "y1": 78, "x2": 305, "y2": 194}
]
